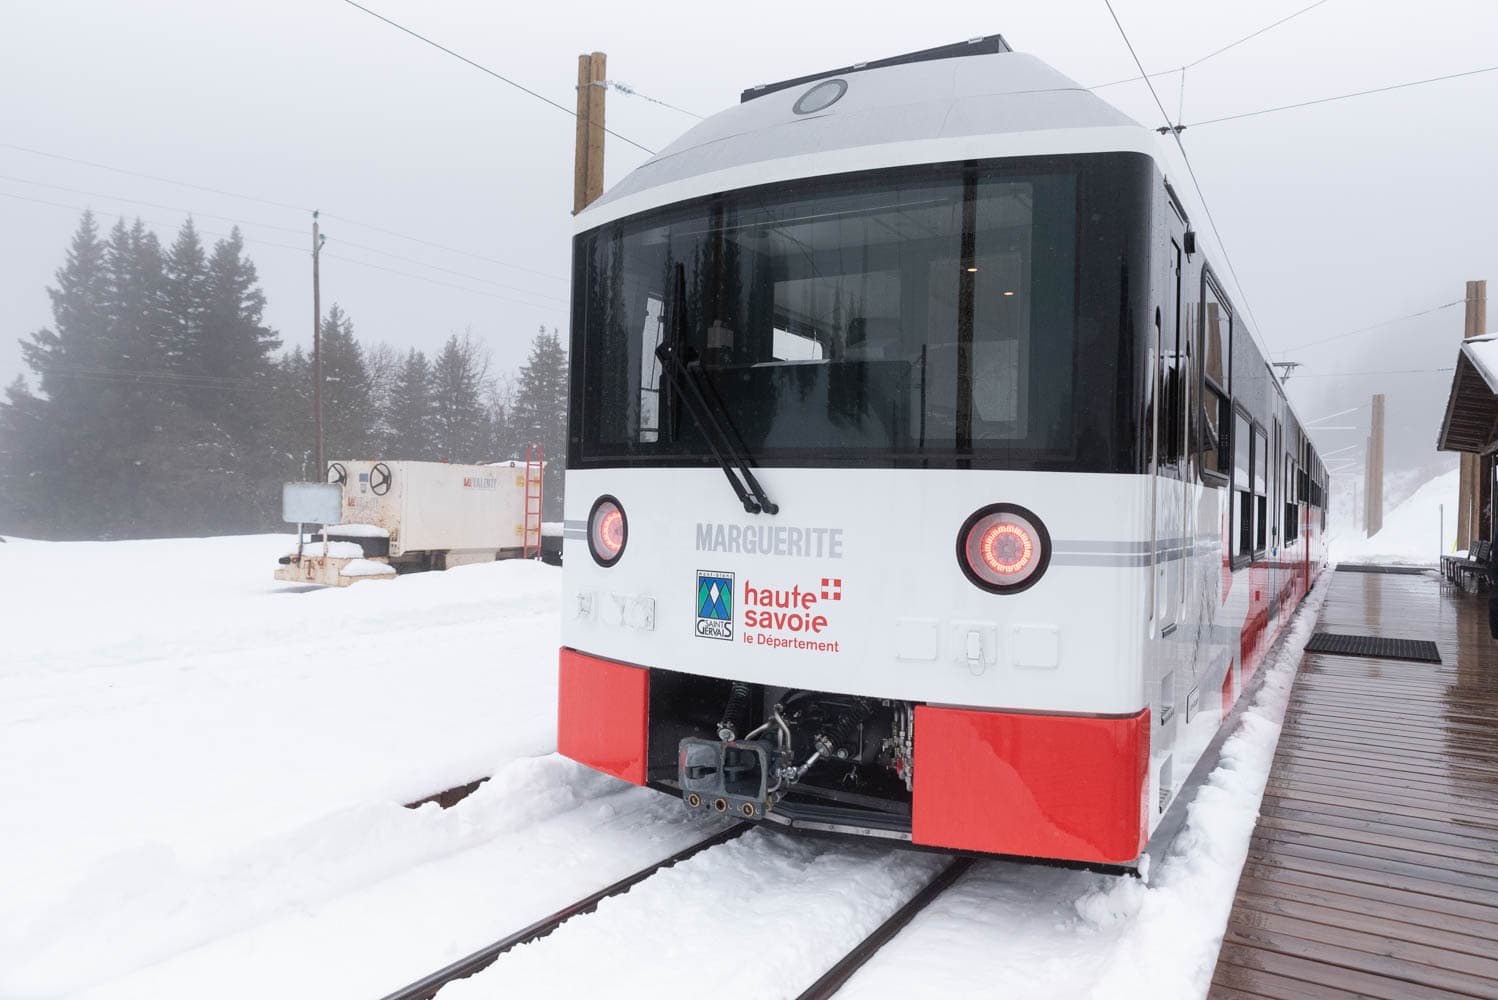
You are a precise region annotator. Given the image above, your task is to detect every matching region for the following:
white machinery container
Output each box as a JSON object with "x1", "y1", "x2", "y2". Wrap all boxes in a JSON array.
[{"x1": 275, "y1": 459, "x2": 541, "y2": 586}]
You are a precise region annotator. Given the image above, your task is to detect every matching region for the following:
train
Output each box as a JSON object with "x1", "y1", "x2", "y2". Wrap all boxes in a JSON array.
[{"x1": 555, "y1": 36, "x2": 1328, "y2": 868}]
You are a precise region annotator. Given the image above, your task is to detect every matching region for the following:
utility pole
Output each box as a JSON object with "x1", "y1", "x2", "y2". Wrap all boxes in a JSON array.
[
  {"x1": 1457, "y1": 279, "x2": 1488, "y2": 550},
  {"x1": 573, "y1": 52, "x2": 607, "y2": 214},
  {"x1": 1364, "y1": 393, "x2": 1385, "y2": 537},
  {"x1": 312, "y1": 211, "x2": 327, "y2": 477}
]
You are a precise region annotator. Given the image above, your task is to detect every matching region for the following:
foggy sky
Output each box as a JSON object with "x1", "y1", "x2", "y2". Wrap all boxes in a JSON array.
[{"x1": 5, "y1": 0, "x2": 1496, "y2": 482}]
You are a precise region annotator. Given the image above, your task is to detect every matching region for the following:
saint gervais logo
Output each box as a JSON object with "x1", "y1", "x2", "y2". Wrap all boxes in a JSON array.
[{"x1": 695, "y1": 570, "x2": 735, "y2": 641}]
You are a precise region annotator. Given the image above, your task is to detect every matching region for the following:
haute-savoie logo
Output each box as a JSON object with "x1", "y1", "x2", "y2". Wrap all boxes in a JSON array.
[
  {"x1": 693, "y1": 570, "x2": 843, "y2": 653},
  {"x1": 695, "y1": 571, "x2": 734, "y2": 641}
]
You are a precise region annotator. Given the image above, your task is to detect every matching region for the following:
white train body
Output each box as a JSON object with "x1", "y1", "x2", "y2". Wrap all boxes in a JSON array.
[{"x1": 556, "y1": 38, "x2": 1328, "y2": 866}]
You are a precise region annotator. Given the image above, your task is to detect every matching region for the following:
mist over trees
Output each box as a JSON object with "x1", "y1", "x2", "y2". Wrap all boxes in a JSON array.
[{"x1": 0, "y1": 211, "x2": 568, "y2": 540}]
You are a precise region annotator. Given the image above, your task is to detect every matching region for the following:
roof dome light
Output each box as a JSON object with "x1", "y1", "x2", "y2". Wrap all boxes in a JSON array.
[{"x1": 793, "y1": 79, "x2": 847, "y2": 115}]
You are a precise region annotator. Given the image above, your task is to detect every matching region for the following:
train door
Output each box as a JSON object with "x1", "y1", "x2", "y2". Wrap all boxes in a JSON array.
[{"x1": 1152, "y1": 238, "x2": 1185, "y2": 634}]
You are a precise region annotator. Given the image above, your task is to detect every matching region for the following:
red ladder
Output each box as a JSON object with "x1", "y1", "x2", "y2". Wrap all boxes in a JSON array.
[{"x1": 522, "y1": 443, "x2": 544, "y2": 559}]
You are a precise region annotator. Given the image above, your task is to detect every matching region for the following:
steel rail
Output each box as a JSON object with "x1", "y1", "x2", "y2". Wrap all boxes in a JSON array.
[
  {"x1": 376, "y1": 822, "x2": 751, "y2": 1000},
  {"x1": 794, "y1": 856, "x2": 976, "y2": 999}
]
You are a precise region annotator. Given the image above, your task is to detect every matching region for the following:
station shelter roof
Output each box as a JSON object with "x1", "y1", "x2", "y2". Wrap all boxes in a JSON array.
[{"x1": 1438, "y1": 333, "x2": 1498, "y2": 453}]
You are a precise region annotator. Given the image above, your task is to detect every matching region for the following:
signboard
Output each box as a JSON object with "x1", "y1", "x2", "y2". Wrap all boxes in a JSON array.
[{"x1": 282, "y1": 482, "x2": 343, "y2": 525}]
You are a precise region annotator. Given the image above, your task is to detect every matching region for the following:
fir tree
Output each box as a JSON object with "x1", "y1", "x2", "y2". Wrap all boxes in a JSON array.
[
  {"x1": 384, "y1": 349, "x2": 436, "y2": 460},
  {"x1": 162, "y1": 218, "x2": 208, "y2": 387},
  {"x1": 430, "y1": 332, "x2": 489, "y2": 463},
  {"x1": 511, "y1": 326, "x2": 568, "y2": 517},
  {"x1": 318, "y1": 304, "x2": 375, "y2": 460}
]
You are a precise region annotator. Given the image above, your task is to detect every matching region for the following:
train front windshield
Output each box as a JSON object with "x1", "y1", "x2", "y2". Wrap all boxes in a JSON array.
[{"x1": 571, "y1": 153, "x2": 1151, "y2": 472}]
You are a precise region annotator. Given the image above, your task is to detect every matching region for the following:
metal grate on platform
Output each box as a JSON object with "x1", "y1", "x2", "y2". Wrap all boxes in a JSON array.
[{"x1": 1303, "y1": 631, "x2": 1441, "y2": 663}]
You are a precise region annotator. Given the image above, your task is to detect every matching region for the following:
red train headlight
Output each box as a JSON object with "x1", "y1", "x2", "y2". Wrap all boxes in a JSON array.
[
  {"x1": 957, "y1": 503, "x2": 1050, "y2": 594},
  {"x1": 588, "y1": 495, "x2": 628, "y2": 567}
]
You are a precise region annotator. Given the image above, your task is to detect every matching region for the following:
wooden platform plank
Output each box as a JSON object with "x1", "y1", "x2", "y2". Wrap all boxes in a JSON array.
[{"x1": 1209, "y1": 570, "x2": 1498, "y2": 1000}]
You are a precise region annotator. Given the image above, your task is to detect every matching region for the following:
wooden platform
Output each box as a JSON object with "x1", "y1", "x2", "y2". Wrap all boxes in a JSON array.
[{"x1": 1210, "y1": 568, "x2": 1498, "y2": 1000}]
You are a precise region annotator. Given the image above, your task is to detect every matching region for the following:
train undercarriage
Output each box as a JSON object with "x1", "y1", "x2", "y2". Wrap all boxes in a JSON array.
[{"x1": 648, "y1": 669, "x2": 916, "y2": 837}]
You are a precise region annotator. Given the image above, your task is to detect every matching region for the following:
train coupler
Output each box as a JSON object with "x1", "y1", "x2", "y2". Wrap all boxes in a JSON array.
[{"x1": 678, "y1": 737, "x2": 780, "y2": 818}]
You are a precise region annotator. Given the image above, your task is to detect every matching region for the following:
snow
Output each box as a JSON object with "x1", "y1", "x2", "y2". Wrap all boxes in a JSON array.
[
  {"x1": 1463, "y1": 333, "x2": 1498, "y2": 390},
  {"x1": 542, "y1": 520, "x2": 564, "y2": 537},
  {"x1": 326, "y1": 522, "x2": 390, "y2": 538},
  {"x1": 1330, "y1": 466, "x2": 1457, "y2": 565},
  {"x1": 1, "y1": 535, "x2": 577, "y2": 996},
  {"x1": 3, "y1": 531, "x2": 1334, "y2": 999},
  {"x1": 340, "y1": 556, "x2": 397, "y2": 577},
  {"x1": 288, "y1": 539, "x2": 366, "y2": 559}
]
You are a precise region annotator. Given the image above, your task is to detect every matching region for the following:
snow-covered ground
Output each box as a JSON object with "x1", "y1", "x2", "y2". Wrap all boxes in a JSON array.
[
  {"x1": 1329, "y1": 465, "x2": 1457, "y2": 565},
  {"x1": 2, "y1": 531, "x2": 1333, "y2": 999}
]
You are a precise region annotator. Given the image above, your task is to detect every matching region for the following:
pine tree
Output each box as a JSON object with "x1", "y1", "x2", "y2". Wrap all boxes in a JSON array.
[
  {"x1": 270, "y1": 347, "x2": 314, "y2": 480},
  {"x1": 430, "y1": 332, "x2": 490, "y2": 463},
  {"x1": 511, "y1": 326, "x2": 569, "y2": 517},
  {"x1": 163, "y1": 218, "x2": 208, "y2": 387},
  {"x1": 383, "y1": 349, "x2": 436, "y2": 459},
  {"x1": 318, "y1": 304, "x2": 375, "y2": 460},
  {"x1": 7, "y1": 214, "x2": 110, "y2": 535}
]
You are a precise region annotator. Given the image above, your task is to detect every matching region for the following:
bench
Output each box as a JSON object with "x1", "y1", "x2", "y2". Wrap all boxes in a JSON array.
[{"x1": 1442, "y1": 539, "x2": 1492, "y2": 590}]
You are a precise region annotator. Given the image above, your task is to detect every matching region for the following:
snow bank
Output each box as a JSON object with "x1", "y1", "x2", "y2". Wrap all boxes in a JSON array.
[
  {"x1": 1331, "y1": 467, "x2": 1456, "y2": 565},
  {"x1": 0, "y1": 534, "x2": 565, "y2": 996},
  {"x1": 340, "y1": 557, "x2": 397, "y2": 577},
  {"x1": 287, "y1": 539, "x2": 366, "y2": 559},
  {"x1": 838, "y1": 572, "x2": 1333, "y2": 1000}
]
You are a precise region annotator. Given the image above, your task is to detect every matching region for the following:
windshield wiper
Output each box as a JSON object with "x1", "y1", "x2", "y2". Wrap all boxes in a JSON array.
[{"x1": 655, "y1": 264, "x2": 778, "y2": 516}]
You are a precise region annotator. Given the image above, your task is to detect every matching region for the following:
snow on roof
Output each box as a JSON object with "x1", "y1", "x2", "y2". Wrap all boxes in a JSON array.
[{"x1": 1461, "y1": 333, "x2": 1498, "y2": 391}]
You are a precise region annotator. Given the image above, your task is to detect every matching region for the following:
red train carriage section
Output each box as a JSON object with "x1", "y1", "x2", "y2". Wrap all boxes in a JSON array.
[{"x1": 558, "y1": 647, "x2": 1151, "y2": 866}]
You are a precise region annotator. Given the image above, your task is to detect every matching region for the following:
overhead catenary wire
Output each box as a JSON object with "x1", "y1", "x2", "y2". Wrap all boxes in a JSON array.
[
  {"x1": 1275, "y1": 299, "x2": 1464, "y2": 355},
  {"x1": 0, "y1": 141, "x2": 568, "y2": 282},
  {"x1": 1091, "y1": 0, "x2": 1334, "y2": 89},
  {"x1": 1100, "y1": 0, "x2": 1266, "y2": 338},
  {"x1": 1291, "y1": 366, "x2": 1456, "y2": 378},
  {"x1": 1184, "y1": 63, "x2": 1498, "y2": 129},
  {"x1": 339, "y1": 0, "x2": 657, "y2": 155}
]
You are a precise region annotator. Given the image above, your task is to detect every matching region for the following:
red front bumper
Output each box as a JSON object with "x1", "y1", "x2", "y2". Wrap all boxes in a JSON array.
[{"x1": 556, "y1": 648, "x2": 1150, "y2": 865}]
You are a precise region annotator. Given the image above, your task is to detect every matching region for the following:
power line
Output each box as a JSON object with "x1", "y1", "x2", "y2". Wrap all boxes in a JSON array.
[
  {"x1": 1091, "y1": 0, "x2": 1333, "y2": 89},
  {"x1": 1275, "y1": 299, "x2": 1463, "y2": 355},
  {"x1": 33, "y1": 366, "x2": 280, "y2": 393},
  {"x1": 1186, "y1": 63, "x2": 1498, "y2": 128},
  {"x1": 1101, "y1": 0, "x2": 1177, "y2": 131},
  {"x1": 0, "y1": 141, "x2": 306, "y2": 213},
  {"x1": 0, "y1": 173, "x2": 306, "y2": 237},
  {"x1": 0, "y1": 189, "x2": 566, "y2": 313},
  {"x1": 1293, "y1": 366, "x2": 1455, "y2": 378},
  {"x1": 596, "y1": 80, "x2": 704, "y2": 120},
  {"x1": 1100, "y1": 1, "x2": 1266, "y2": 337},
  {"x1": 339, "y1": 0, "x2": 657, "y2": 155},
  {"x1": 0, "y1": 141, "x2": 568, "y2": 282},
  {"x1": 0, "y1": 172, "x2": 565, "y2": 301}
]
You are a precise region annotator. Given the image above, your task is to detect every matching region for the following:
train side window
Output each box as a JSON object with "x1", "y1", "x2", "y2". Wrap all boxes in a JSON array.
[
  {"x1": 1284, "y1": 455, "x2": 1299, "y2": 543},
  {"x1": 1199, "y1": 279, "x2": 1231, "y2": 481},
  {"x1": 1253, "y1": 425, "x2": 1268, "y2": 554},
  {"x1": 1233, "y1": 410, "x2": 1252, "y2": 561}
]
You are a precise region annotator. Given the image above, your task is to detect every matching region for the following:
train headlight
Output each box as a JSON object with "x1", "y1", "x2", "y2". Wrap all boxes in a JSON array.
[
  {"x1": 588, "y1": 495, "x2": 628, "y2": 567},
  {"x1": 957, "y1": 503, "x2": 1050, "y2": 594}
]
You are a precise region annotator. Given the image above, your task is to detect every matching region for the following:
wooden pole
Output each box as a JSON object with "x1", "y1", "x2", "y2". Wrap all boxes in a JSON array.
[
  {"x1": 1457, "y1": 279, "x2": 1488, "y2": 550},
  {"x1": 573, "y1": 52, "x2": 607, "y2": 214},
  {"x1": 1367, "y1": 393, "x2": 1385, "y2": 537},
  {"x1": 312, "y1": 211, "x2": 324, "y2": 477}
]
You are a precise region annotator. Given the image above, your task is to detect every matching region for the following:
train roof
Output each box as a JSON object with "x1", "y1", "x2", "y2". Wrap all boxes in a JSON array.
[{"x1": 578, "y1": 43, "x2": 1154, "y2": 231}]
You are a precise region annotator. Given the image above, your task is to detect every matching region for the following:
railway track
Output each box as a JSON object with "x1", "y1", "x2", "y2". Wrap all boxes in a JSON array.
[
  {"x1": 376, "y1": 822, "x2": 750, "y2": 1000},
  {"x1": 377, "y1": 824, "x2": 974, "y2": 1000}
]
